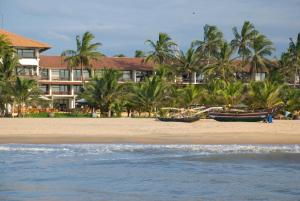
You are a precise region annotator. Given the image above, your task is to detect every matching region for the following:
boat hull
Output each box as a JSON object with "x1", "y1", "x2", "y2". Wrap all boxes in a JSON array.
[
  {"x1": 157, "y1": 115, "x2": 200, "y2": 123},
  {"x1": 209, "y1": 112, "x2": 268, "y2": 122}
]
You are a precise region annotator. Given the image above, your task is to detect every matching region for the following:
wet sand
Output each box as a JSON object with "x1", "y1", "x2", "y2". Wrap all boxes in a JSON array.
[{"x1": 0, "y1": 118, "x2": 300, "y2": 144}]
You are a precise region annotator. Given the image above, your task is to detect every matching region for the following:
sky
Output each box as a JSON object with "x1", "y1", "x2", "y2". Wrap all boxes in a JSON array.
[{"x1": 0, "y1": 0, "x2": 299, "y2": 57}]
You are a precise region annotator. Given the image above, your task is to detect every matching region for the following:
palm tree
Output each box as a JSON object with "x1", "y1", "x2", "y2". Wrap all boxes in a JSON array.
[
  {"x1": 0, "y1": 52, "x2": 19, "y2": 116},
  {"x1": 287, "y1": 33, "x2": 300, "y2": 86},
  {"x1": 145, "y1": 32, "x2": 177, "y2": 65},
  {"x1": 202, "y1": 41, "x2": 237, "y2": 81},
  {"x1": 218, "y1": 81, "x2": 245, "y2": 107},
  {"x1": 246, "y1": 81, "x2": 283, "y2": 109},
  {"x1": 248, "y1": 34, "x2": 275, "y2": 79},
  {"x1": 177, "y1": 84, "x2": 203, "y2": 107},
  {"x1": 176, "y1": 43, "x2": 201, "y2": 83},
  {"x1": 0, "y1": 34, "x2": 11, "y2": 56},
  {"x1": 134, "y1": 50, "x2": 145, "y2": 58},
  {"x1": 61, "y1": 31, "x2": 102, "y2": 82},
  {"x1": 10, "y1": 77, "x2": 41, "y2": 117},
  {"x1": 79, "y1": 69, "x2": 122, "y2": 117},
  {"x1": 231, "y1": 21, "x2": 257, "y2": 63},
  {"x1": 194, "y1": 25, "x2": 224, "y2": 64},
  {"x1": 281, "y1": 87, "x2": 300, "y2": 114},
  {"x1": 131, "y1": 76, "x2": 165, "y2": 117}
]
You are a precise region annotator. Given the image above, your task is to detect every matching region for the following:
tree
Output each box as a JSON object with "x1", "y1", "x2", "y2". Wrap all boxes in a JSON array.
[
  {"x1": 218, "y1": 81, "x2": 245, "y2": 107},
  {"x1": 176, "y1": 43, "x2": 201, "y2": 83},
  {"x1": 281, "y1": 87, "x2": 300, "y2": 113},
  {"x1": 287, "y1": 33, "x2": 300, "y2": 87},
  {"x1": 0, "y1": 34, "x2": 11, "y2": 57},
  {"x1": 145, "y1": 32, "x2": 177, "y2": 65},
  {"x1": 0, "y1": 52, "x2": 19, "y2": 116},
  {"x1": 10, "y1": 77, "x2": 41, "y2": 117},
  {"x1": 248, "y1": 34, "x2": 275, "y2": 79},
  {"x1": 246, "y1": 81, "x2": 283, "y2": 109},
  {"x1": 177, "y1": 84, "x2": 203, "y2": 107},
  {"x1": 61, "y1": 31, "x2": 102, "y2": 82},
  {"x1": 131, "y1": 76, "x2": 165, "y2": 117},
  {"x1": 202, "y1": 41, "x2": 237, "y2": 81},
  {"x1": 194, "y1": 25, "x2": 224, "y2": 64},
  {"x1": 80, "y1": 69, "x2": 122, "y2": 117},
  {"x1": 114, "y1": 54, "x2": 126, "y2": 57},
  {"x1": 134, "y1": 50, "x2": 145, "y2": 58},
  {"x1": 231, "y1": 21, "x2": 257, "y2": 63}
]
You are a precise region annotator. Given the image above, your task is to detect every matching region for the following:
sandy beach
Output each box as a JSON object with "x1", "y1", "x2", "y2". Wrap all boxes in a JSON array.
[{"x1": 0, "y1": 118, "x2": 299, "y2": 144}]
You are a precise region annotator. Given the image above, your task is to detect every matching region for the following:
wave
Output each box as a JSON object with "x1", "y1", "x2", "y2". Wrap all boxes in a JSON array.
[{"x1": 0, "y1": 144, "x2": 300, "y2": 155}]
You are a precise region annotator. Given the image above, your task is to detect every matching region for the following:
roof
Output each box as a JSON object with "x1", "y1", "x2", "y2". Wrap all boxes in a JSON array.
[
  {"x1": 39, "y1": 56, "x2": 154, "y2": 71},
  {"x1": 0, "y1": 29, "x2": 51, "y2": 51}
]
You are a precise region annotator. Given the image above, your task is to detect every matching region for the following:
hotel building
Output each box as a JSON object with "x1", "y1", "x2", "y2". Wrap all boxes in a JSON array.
[{"x1": 1, "y1": 29, "x2": 297, "y2": 110}]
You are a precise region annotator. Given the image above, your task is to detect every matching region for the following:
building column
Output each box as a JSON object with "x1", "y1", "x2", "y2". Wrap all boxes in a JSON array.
[
  {"x1": 49, "y1": 85, "x2": 52, "y2": 96},
  {"x1": 132, "y1": 70, "x2": 137, "y2": 82},
  {"x1": 49, "y1": 69, "x2": 52, "y2": 81},
  {"x1": 192, "y1": 72, "x2": 197, "y2": 84},
  {"x1": 70, "y1": 69, "x2": 74, "y2": 81},
  {"x1": 69, "y1": 98, "x2": 76, "y2": 109},
  {"x1": 71, "y1": 85, "x2": 74, "y2": 96}
]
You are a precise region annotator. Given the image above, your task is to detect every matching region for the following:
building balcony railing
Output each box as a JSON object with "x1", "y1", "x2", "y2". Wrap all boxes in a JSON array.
[
  {"x1": 52, "y1": 91, "x2": 71, "y2": 95},
  {"x1": 52, "y1": 77, "x2": 71, "y2": 81}
]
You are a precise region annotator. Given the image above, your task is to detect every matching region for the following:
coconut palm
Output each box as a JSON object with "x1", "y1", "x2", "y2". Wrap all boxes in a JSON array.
[
  {"x1": 177, "y1": 84, "x2": 203, "y2": 107},
  {"x1": 287, "y1": 33, "x2": 300, "y2": 86},
  {"x1": 176, "y1": 43, "x2": 201, "y2": 83},
  {"x1": 79, "y1": 69, "x2": 122, "y2": 117},
  {"x1": 281, "y1": 87, "x2": 300, "y2": 113},
  {"x1": 10, "y1": 77, "x2": 41, "y2": 117},
  {"x1": 194, "y1": 25, "x2": 224, "y2": 64},
  {"x1": 131, "y1": 76, "x2": 165, "y2": 117},
  {"x1": 247, "y1": 34, "x2": 275, "y2": 79},
  {"x1": 246, "y1": 81, "x2": 283, "y2": 109},
  {"x1": 0, "y1": 52, "x2": 19, "y2": 116},
  {"x1": 0, "y1": 34, "x2": 11, "y2": 56},
  {"x1": 218, "y1": 81, "x2": 245, "y2": 107},
  {"x1": 61, "y1": 31, "x2": 102, "y2": 82},
  {"x1": 202, "y1": 41, "x2": 237, "y2": 81},
  {"x1": 145, "y1": 32, "x2": 177, "y2": 65},
  {"x1": 231, "y1": 21, "x2": 257, "y2": 63}
]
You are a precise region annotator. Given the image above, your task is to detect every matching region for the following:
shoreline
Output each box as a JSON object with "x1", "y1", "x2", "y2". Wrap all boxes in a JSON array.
[{"x1": 0, "y1": 118, "x2": 300, "y2": 144}]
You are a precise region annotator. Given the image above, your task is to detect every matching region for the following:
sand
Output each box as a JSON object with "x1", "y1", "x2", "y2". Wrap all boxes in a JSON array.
[{"x1": 0, "y1": 118, "x2": 300, "y2": 144}]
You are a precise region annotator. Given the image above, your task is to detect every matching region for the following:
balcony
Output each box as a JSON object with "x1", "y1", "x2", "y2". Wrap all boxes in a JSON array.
[{"x1": 52, "y1": 91, "x2": 71, "y2": 95}]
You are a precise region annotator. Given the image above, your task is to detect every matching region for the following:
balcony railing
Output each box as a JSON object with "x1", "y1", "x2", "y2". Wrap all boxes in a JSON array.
[{"x1": 52, "y1": 91, "x2": 71, "y2": 95}]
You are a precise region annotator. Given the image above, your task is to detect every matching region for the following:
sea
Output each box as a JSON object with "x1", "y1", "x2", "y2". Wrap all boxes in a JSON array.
[{"x1": 1, "y1": 144, "x2": 300, "y2": 201}]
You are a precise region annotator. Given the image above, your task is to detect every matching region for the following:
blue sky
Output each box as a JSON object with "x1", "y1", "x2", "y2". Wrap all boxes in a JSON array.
[{"x1": 1, "y1": 0, "x2": 299, "y2": 57}]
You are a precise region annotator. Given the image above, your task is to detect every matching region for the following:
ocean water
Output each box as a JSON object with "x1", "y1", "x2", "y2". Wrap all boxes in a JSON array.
[{"x1": 1, "y1": 144, "x2": 300, "y2": 201}]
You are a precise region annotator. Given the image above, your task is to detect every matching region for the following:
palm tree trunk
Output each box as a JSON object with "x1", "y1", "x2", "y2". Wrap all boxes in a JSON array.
[{"x1": 294, "y1": 65, "x2": 298, "y2": 88}]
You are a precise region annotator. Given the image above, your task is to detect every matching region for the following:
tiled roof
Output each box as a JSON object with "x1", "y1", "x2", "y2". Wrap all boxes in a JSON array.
[
  {"x1": 0, "y1": 29, "x2": 51, "y2": 51},
  {"x1": 39, "y1": 56, "x2": 154, "y2": 71}
]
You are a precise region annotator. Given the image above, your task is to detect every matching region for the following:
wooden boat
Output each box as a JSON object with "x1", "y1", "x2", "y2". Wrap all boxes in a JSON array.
[
  {"x1": 157, "y1": 114, "x2": 201, "y2": 123},
  {"x1": 157, "y1": 107, "x2": 222, "y2": 123},
  {"x1": 209, "y1": 111, "x2": 269, "y2": 122}
]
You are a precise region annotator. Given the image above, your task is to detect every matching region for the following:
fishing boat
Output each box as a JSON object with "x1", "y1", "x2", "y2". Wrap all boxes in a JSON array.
[
  {"x1": 209, "y1": 111, "x2": 269, "y2": 122},
  {"x1": 157, "y1": 114, "x2": 201, "y2": 122},
  {"x1": 158, "y1": 107, "x2": 222, "y2": 123}
]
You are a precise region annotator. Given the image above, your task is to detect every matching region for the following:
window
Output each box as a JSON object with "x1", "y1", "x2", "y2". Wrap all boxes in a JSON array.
[
  {"x1": 40, "y1": 69, "x2": 48, "y2": 80},
  {"x1": 52, "y1": 85, "x2": 70, "y2": 95},
  {"x1": 59, "y1": 70, "x2": 70, "y2": 80},
  {"x1": 255, "y1": 73, "x2": 266, "y2": 81},
  {"x1": 73, "y1": 85, "x2": 83, "y2": 94},
  {"x1": 16, "y1": 66, "x2": 37, "y2": 76},
  {"x1": 119, "y1": 71, "x2": 132, "y2": 81},
  {"x1": 17, "y1": 49, "x2": 35, "y2": 58},
  {"x1": 40, "y1": 85, "x2": 49, "y2": 94},
  {"x1": 136, "y1": 71, "x2": 152, "y2": 82},
  {"x1": 197, "y1": 73, "x2": 204, "y2": 82},
  {"x1": 73, "y1": 70, "x2": 90, "y2": 80}
]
